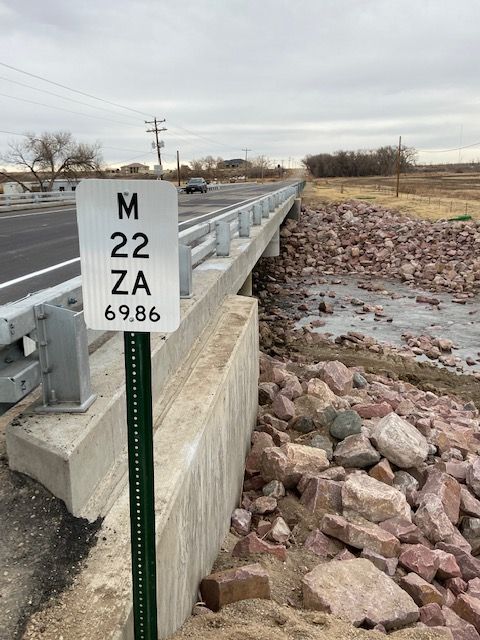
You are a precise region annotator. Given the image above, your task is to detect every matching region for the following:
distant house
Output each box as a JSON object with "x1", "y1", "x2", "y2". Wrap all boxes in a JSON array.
[
  {"x1": 120, "y1": 163, "x2": 150, "y2": 175},
  {"x1": 222, "y1": 158, "x2": 245, "y2": 169}
]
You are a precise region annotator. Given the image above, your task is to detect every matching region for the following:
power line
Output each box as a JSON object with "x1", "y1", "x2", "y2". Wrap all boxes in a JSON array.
[
  {"x1": 0, "y1": 61, "x2": 153, "y2": 118},
  {"x1": 419, "y1": 140, "x2": 480, "y2": 153},
  {"x1": 0, "y1": 91, "x2": 140, "y2": 128},
  {"x1": 0, "y1": 129, "x2": 27, "y2": 137},
  {"x1": 168, "y1": 122, "x2": 241, "y2": 151},
  {"x1": 0, "y1": 74, "x2": 141, "y2": 123}
]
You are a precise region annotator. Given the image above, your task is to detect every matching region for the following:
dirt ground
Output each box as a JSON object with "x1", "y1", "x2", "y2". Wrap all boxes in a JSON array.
[
  {"x1": 0, "y1": 424, "x2": 101, "y2": 640},
  {"x1": 170, "y1": 599, "x2": 446, "y2": 640},
  {"x1": 292, "y1": 340, "x2": 480, "y2": 409},
  {"x1": 304, "y1": 173, "x2": 480, "y2": 220}
]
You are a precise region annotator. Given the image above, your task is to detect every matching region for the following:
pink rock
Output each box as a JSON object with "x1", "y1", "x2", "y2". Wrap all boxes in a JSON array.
[
  {"x1": 442, "y1": 605, "x2": 480, "y2": 640},
  {"x1": 355, "y1": 402, "x2": 392, "y2": 419},
  {"x1": 436, "y1": 543, "x2": 480, "y2": 582},
  {"x1": 453, "y1": 594, "x2": 480, "y2": 632},
  {"x1": 379, "y1": 517, "x2": 423, "y2": 544},
  {"x1": 279, "y1": 375, "x2": 303, "y2": 400},
  {"x1": 369, "y1": 458, "x2": 395, "y2": 485},
  {"x1": 271, "y1": 394, "x2": 295, "y2": 421},
  {"x1": 300, "y1": 477, "x2": 343, "y2": 514},
  {"x1": 261, "y1": 423, "x2": 290, "y2": 446},
  {"x1": 231, "y1": 508, "x2": 252, "y2": 536},
  {"x1": 342, "y1": 473, "x2": 411, "y2": 523},
  {"x1": 304, "y1": 529, "x2": 344, "y2": 558},
  {"x1": 417, "y1": 468, "x2": 461, "y2": 524},
  {"x1": 321, "y1": 513, "x2": 400, "y2": 558},
  {"x1": 268, "y1": 517, "x2": 290, "y2": 544},
  {"x1": 445, "y1": 578, "x2": 468, "y2": 596},
  {"x1": 399, "y1": 544, "x2": 441, "y2": 582},
  {"x1": 461, "y1": 488, "x2": 480, "y2": 518},
  {"x1": 253, "y1": 496, "x2": 277, "y2": 515},
  {"x1": 304, "y1": 378, "x2": 338, "y2": 406},
  {"x1": 434, "y1": 550, "x2": 462, "y2": 580},
  {"x1": 400, "y1": 572, "x2": 444, "y2": 606},
  {"x1": 414, "y1": 495, "x2": 457, "y2": 543},
  {"x1": 258, "y1": 382, "x2": 279, "y2": 404},
  {"x1": 302, "y1": 559, "x2": 419, "y2": 630},
  {"x1": 245, "y1": 432, "x2": 275, "y2": 475},
  {"x1": 380, "y1": 517, "x2": 429, "y2": 546},
  {"x1": 437, "y1": 461, "x2": 470, "y2": 483},
  {"x1": 467, "y1": 461, "x2": 480, "y2": 499},
  {"x1": 360, "y1": 548, "x2": 398, "y2": 576},
  {"x1": 232, "y1": 532, "x2": 287, "y2": 561},
  {"x1": 420, "y1": 602, "x2": 445, "y2": 627},
  {"x1": 263, "y1": 414, "x2": 288, "y2": 432},
  {"x1": 260, "y1": 443, "x2": 329, "y2": 488},
  {"x1": 320, "y1": 361, "x2": 354, "y2": 396},
  {"x1": 468, "y1": 578, "x2": 480, "y2": 599}
]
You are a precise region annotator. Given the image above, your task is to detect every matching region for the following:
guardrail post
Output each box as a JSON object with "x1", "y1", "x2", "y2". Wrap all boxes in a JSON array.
[
  {"x1": 262, "y1": 200, "x2": 270, "y2": 219},
  {"x1": 239, "y1": 209, "x2": 250, "y2": 238},
  {"x1": 215, "y1": 220, "x2": 231, "y2": 257},
  {"x1": 179, "y1": 244, "x2": 193, "y2": 298},
  {"x1": 34, "y1": 303, "x2": 96, "y2": 413},
  {"x1": 253, "y1": 203, "x2": 262, "y2": 225}
]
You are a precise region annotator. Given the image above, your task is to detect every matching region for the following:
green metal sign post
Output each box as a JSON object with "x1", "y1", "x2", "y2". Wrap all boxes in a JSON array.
[
  {"x1": 124, "y1": 332, "x2": 158, "y2": 640},
  {"x1": 76, "y1": 180, "x2": 181, "y2": 640}
]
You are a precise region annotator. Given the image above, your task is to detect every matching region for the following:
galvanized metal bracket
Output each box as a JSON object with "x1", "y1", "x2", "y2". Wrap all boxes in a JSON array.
[
  {"x1": 215, "y1": 220, "x2": 231, "y2": 257},
  {"x1": 179, "y1": 244, "x2": 193, "y2": 299},
  {"x1": 239, "y1": 209, "x2": 251, "y2": 238},
  {"x1": 253, "y1": 203, "x2": 262, "y2": 225},
  {"x1": 34, "y1": 303, "x2": 96, "y2": 413}
]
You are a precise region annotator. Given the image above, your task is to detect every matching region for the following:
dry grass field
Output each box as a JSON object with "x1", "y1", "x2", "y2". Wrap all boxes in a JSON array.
[{"x1": 304, "y1": 171, "x2": 480, "y2": 220}]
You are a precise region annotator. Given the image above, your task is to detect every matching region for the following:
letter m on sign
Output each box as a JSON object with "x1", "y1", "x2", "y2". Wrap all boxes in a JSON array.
[{"x1": 118, "y1": 192, "x2": 138, "y2": 220}]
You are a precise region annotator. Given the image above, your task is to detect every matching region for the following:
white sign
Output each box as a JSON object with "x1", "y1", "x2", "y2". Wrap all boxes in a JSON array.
[{"x1": 76, "y1": 179, "x2": 180, "y2": 333}]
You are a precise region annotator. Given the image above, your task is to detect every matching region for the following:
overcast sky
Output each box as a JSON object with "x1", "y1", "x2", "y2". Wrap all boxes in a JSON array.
[{"x1": 0, "y1": 0, "x2": 479, "y2": 169}]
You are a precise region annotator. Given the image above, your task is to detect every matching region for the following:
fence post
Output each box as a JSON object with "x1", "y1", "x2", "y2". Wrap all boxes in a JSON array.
[{"x1": 253, "y1": 203, "x2": 262, "y2": 225}]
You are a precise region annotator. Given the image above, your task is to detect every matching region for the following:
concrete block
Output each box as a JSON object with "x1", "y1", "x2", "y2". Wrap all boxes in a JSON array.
[{"x1": 20, "y1": 294, "x2": 259, "y2": 639}]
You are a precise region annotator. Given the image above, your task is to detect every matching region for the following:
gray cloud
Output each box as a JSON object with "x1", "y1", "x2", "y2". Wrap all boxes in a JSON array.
[{"x1": 0, "y1": 0, "x2": 479, "y2": 167}]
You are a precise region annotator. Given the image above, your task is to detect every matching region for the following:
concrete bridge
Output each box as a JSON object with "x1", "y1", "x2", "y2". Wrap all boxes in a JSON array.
[{"x1": 2, "y1": 180, "x2": 304, "y2": 638}]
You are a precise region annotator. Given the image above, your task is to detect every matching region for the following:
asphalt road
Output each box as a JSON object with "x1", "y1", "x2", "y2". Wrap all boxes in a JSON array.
[{"x1": 0, "y1": 182, "x2": 291, "y2": 305}]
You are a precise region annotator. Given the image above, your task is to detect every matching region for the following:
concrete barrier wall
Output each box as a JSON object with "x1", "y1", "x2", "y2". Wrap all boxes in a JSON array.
[
  {"x1": 21, "y1": 295, "x2": 259, "y2": 639},
  {"x1": 6, "y1": 194, "x2": 293, "y2": 519}
]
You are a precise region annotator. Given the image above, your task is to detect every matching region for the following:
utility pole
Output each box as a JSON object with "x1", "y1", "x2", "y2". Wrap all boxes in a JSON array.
[
  {"x1": 242, "y1": 147, "x2": 251, "y2": 181},
  {"x1": 145, "y1": 117, "x2": 167, "y2": 179},
  {"x1": 395, "y1": 135, "x2": 402, "y2": 198},
  {"x1": 176, "y1": 150, "x2": 181, "y2": 187}
]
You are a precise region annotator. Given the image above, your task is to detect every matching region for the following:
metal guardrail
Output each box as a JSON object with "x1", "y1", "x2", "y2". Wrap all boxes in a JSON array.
[
  {"x1": 0, "y1": 191, "x2": 76, "y2": 207},
  {"x1": 0, "y1": 180, "x2": 305, "y2": 412},
  {"x1": 0, "y1": 182, "x2": 253, "y2": 207}
]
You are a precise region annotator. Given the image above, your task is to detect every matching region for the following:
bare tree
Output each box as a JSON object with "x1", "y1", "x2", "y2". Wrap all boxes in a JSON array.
[{"x1": 0, "y1": 131, "x2": 102, "y2": 191}]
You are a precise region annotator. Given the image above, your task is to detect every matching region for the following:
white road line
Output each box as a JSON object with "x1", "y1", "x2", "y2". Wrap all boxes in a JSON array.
[
  {"x1": 178, "y1": 194, "x2": 266, "y2": 229},
  {"x1": 0, "y1": 257, "x2": 80, "y2": 290},
  {"x1": 0, "y1": 207, "x2": 76, "y2": 220}
]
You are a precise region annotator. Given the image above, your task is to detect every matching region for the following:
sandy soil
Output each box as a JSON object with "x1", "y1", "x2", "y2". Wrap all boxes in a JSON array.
[{"x1": 169, "y1": 599, "x2": 446, "y2": 640}]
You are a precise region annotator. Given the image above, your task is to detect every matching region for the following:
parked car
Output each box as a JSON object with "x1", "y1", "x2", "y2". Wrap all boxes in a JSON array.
[{"x1": 185, "y1": 177, "x2": 207, "y2": 194}]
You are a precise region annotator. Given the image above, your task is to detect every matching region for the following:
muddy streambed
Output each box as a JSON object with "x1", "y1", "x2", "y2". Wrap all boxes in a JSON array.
[{"x1": 294, "y1": 275, "x2": 480, "y2": 373}]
